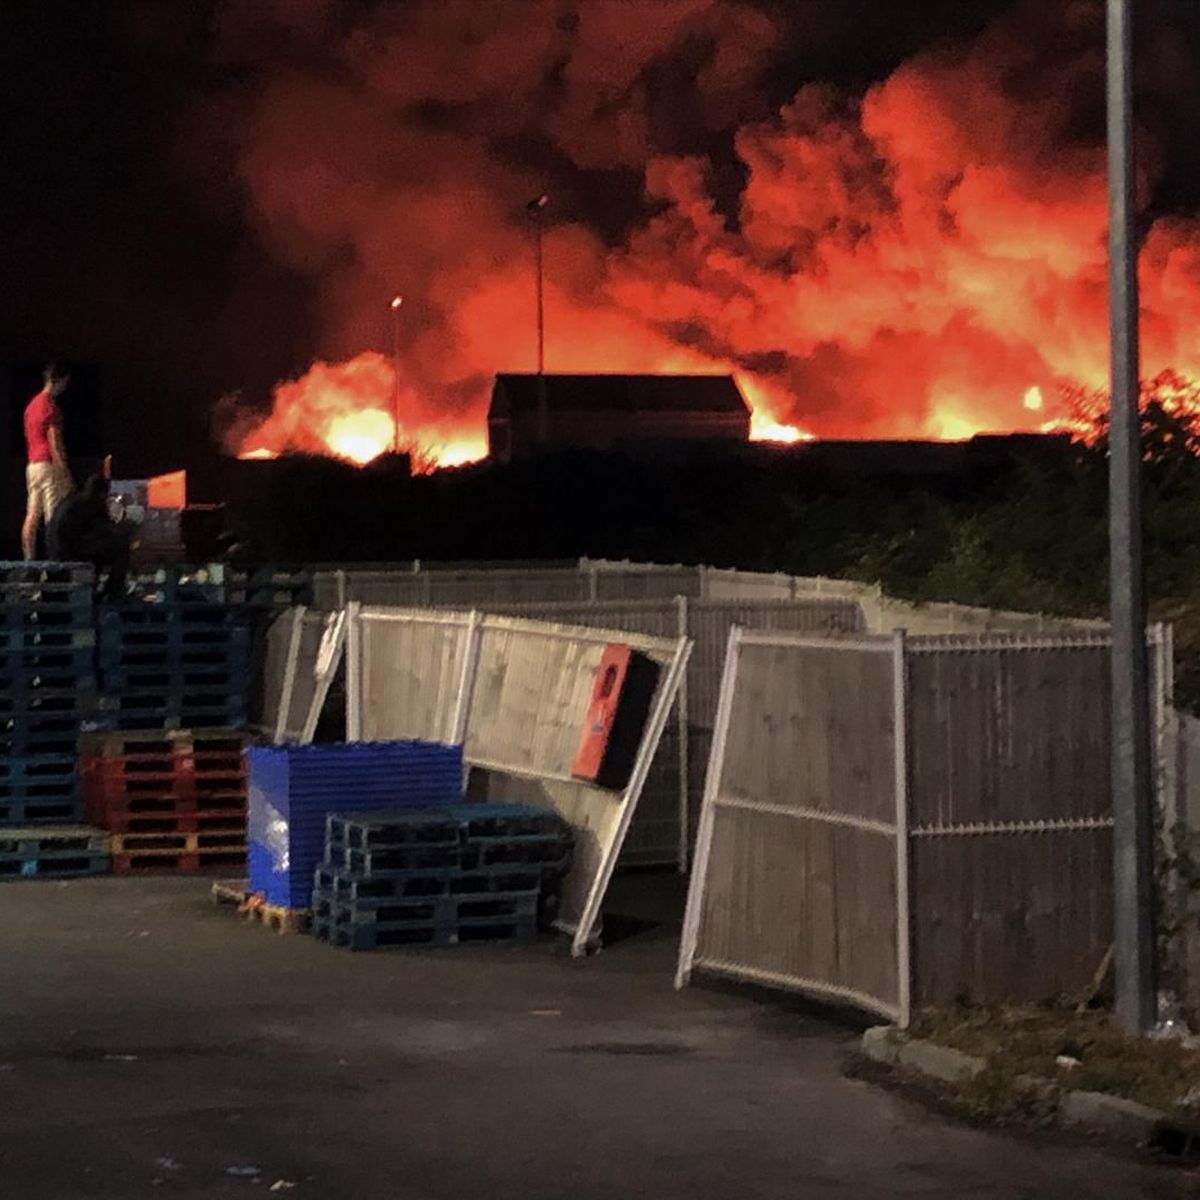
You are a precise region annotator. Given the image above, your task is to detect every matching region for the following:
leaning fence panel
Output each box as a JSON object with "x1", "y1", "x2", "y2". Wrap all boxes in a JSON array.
[
  {"x1": 678, "y1": 632, "x2": 904, "y2": 1023},
  {"x1": 355, "y1": 608, "x2": 477, "y2": 744},
  {"x1": 344, "y1": 606, "x2": 689, "y2": 956}
]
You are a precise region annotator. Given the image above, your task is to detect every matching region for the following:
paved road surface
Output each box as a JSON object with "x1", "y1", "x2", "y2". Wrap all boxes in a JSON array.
[{"x1": 0, "y1": 875, "x2": 1185, "y2": 1198}]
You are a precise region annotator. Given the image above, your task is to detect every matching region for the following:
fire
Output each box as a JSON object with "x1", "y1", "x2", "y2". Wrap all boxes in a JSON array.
[
  {"x1": 750, "y1": 416, "x2": 813, "y2": 445},
  {"x1": 325, "y1": 410, "x2": 393, "y2": 465},
  {"x1": 231, "y1": 354, "x2": 487, "y2": 472},
  {"x1": 215, "y1": 5, "x2": 1200, "y2": 465}
]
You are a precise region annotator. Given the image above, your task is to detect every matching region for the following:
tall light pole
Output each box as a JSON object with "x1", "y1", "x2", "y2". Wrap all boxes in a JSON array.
[
  {"x1": 390, "y1": 294, "x2": 404, "y2": 455},
  {"x1": 1106, "y1": 0, "x2": 1156, "y2": 1034},
  {"x1": 527, "y1": 194, "x2": 549, "y2": 374}
]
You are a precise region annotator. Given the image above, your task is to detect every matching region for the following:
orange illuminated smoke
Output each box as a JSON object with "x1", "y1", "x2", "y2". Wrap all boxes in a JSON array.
[{"x1": 221, "y1": 7, "x2": 1200, "y2": 467}]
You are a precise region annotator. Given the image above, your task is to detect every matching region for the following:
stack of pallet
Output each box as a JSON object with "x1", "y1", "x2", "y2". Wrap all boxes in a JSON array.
[
  {"x1": 311, "y1": 805, "x2": 572, "y2": 951},
  {"x1": 246, "y1": 741, "x2": 466, "y2": 920},
  {"x1": 81, "y1": 730, "x2": 248, "y2": 874},
  {"x1": 97, "y1": 586, "x2": 250, "y2": 732},
  {"x1": 224, "y1": 565, "x2": 313, "y2": 612},
  {"x1": 0, "y1": 562, "x2": 111, "y2": 880}
]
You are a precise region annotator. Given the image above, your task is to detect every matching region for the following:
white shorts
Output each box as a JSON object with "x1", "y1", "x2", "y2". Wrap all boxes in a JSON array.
[{"x1": 26, "y1": 462, "x2": 72, "y2": 525}]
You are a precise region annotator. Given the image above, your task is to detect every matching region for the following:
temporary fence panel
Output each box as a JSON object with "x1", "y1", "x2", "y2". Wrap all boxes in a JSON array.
[
  {"x1": 680, "y1": 625, "x2": 1168, "y2": 1019},
  {"x1": 677, "y1": 629, "x2": 907, "y2": 1024},
  {"x1": 254, "y1": 607, "x2": 347, "y2": 744},
  {"x1": 463, "y1": 615, "x2": 689, "y2": 952},
  {"x1": 682, "y1": 599, "x2": 867, "y2": 854},
  {"x1": 466, "y1": 600, "x2": 683, "y2": 868},
  {"x1": 345, "y1": 606, "x2": 690, "y2": 955},
  {"x1": 905, "y1": 633, "x2": 1115, "y2": 1006},
  {"x1": 255, "y1": 607, "x2": 303, "y2": 739},
  {"x1": 466, "y1": 596, "x2": 865, "y2": 870},
  {"x1": 347, "y1": 606, "x2": 478, "y2": 745}
]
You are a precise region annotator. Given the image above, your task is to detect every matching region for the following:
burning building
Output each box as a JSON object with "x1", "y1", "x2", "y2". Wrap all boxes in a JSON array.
[{"x1": 487, "y1": 373, "x2": 751, "y2": 462}]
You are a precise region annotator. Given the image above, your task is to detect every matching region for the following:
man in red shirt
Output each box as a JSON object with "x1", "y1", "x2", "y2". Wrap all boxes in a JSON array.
[{"x1": 22, "y1": 363, "x2": 73, "y2": 560}]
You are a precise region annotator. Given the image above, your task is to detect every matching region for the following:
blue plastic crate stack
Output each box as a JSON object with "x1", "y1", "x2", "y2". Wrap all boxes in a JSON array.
[
  {"x1": 311, "y1": 805, "x2": 573, "y2": 951},
  {"x1": 97, "y1": 567, "x2": 254, "y2": 732},
  {"x1": 0, "y1": 562, "x2": 111, "y2": 880},
  {"x1": 247, "y1": 741, "x2": 466, "y2": 912}
]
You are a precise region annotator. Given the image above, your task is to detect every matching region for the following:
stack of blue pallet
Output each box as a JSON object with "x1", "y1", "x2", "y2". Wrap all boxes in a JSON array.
[
  {"x1": 97, "y1": 586, "x2": 251, "y2": 732},
  {"x1": 311, "y1": 805, "x2": 573, "y2": 951},
  {"x1": 0, "y1": 563, "x2": 96, "y2": 827},
  {"x1": 247, "y1": 741, "x2": 465, "y2": 911},
  {"x1": 0, "y1": 562, "x2": 111, "y2": 881}
]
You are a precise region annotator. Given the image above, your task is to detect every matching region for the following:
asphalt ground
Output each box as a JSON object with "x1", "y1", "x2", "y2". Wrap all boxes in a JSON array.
[{"x1": 0, "y1": 871, "x2": 1185, "y2": 1199}]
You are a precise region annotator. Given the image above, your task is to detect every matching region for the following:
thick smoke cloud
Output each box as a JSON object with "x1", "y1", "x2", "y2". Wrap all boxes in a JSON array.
[{"x1": 209, "y1": 0, "x2": 1200, "y2": 461}]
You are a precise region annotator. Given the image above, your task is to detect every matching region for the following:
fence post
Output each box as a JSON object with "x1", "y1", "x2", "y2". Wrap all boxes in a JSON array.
[
  {"x1": 676, "y1": 594, "x2": 691, "y2": 874},
  {"x1": 345, "y1": 601, "x2": 363, "y2": 741},
  {"x1": 892, "y1": 627, "x2": 912, "y2": 1028},
  {"x1": 274, "y1": 606, "x2": 304, "y2": 744},
  {"x1": 451, "y1": 611, "x2": 483, "y2": 747},
  {"x1": 301, "y1": 610, "x2": 347, "y2": 743},
  {"x1": 335, "y1": 568, "x2": 347, "y2": 609},
  {"x1": 676, "y1": 623, "x2": 742, "y2": 988}
]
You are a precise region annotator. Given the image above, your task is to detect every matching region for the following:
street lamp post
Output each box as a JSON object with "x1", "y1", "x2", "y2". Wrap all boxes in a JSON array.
[
  {"x1": 527, "y1": 194, "x2": 549, "y2": 374},
  {"x1": 390, "y1": 294, "x2": 403, "y2": 456},
  {"x1": 1106, "y1": 0, "x2": 1156, "y2": 1034}
]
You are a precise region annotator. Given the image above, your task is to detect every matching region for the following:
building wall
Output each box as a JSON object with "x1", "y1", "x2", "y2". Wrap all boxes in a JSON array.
[{"x1": 490, "y1": 408, "x2": 749, "y2": 461}]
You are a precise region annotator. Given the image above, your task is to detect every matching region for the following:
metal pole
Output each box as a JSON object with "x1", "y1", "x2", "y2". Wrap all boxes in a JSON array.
[
  {"x1": 1107, "y1": 0, "x2": 1156, "y2": 1034},
  {"x1": 390, "y1": 295, "x2": 403, "y2": 455},
  {"x1": 536, "y1": 217, "x2": 545, "y2": 375},
  {"x1": 527, "y1": 194, "x2": 549, "y2": 374}
]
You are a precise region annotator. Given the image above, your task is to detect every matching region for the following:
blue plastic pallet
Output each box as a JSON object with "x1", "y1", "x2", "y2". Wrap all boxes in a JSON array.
[
  {"x1": 0, "y1": 561, "x2": 93, "y2": 586},
  {"x1": 0, "y1": 669, "x2": 97, "y2": 695},
  {"x1": 312, "y1": 912, "x2": 537, "y2": 951},
  {"x1": 0, "y1": 732, "x2": 79, "y2": 758},
  {"x1": 326, "y1": 810, "x2": 463, "y2": 851},
  {"x1": 0, "y1": 853, "x2": 110, "y2": 880},
  {"x1": 0, "y1": 645, "x2": 95, "y2": 672},
  {"x1": 314, "y1": 864, "x2": 543, "y2": 902},
  {"x1": 1, "y1": 609, "x2": 93, "y2": 631},
  {"x1": 0, "y1": 825, "x2": 108, "y2": 858},
  {"x1": 0, "y1": 797, "x2": 85, "y2": 825},
  {"x1": 0, "y1": 754, "x2": 77, "y2": 782},
  {"x1": 96, "y1": 712, "x2": 247, "y2": 734},
  {"x1": 2, "y1": 708, "x2": 88, "y2": 734},
  {"x1": 313, "y1": 888, "x2": 538, "y2": 927},
  {"x1": 0, "y1": 628, "x2": 95, "y2": 652}
]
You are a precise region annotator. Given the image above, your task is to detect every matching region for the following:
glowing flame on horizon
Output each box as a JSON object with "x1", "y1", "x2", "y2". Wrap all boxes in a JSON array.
[
  {"x1": 750, "y1": 415, "x2": 813, "y2": 444},
  {"x1": 325, "y1": 409, "x2": 394, "y2": 465}
]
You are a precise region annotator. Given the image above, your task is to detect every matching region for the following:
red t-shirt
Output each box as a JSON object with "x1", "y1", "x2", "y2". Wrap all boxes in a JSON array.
[{"x1": 24, "y1": 389, "x2": 61, "y2": 464}]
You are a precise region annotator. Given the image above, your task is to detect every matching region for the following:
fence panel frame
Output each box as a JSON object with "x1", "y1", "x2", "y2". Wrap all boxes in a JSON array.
[
  {"x1": 343, "y1": 605, "x2": 690, "y2": 957},
  {"x1": 677, "y1": 626, "x2": 906, "y2": 1023}
]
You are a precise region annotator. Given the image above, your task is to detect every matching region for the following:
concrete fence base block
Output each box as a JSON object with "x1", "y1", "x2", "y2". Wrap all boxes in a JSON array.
[
  {"x1": 897, "y1": 1038, "x2": 986, "y2": 1085},
  {"x1": 1060, "y1": 1090, "x2": 1165, "y2": 1143},
  {"x1": 861, "y1": 1025, "x2": 903, "y2": 1066}
]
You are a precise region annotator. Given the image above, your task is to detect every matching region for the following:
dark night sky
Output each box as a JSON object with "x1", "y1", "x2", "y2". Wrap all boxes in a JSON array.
[{"x1": 1, "y1": 0, "x2": 1198, "y2": 491}]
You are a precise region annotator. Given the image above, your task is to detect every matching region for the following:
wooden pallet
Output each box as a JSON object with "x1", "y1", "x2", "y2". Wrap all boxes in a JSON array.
[{"x1": 210, "y1": 878, "x2": 310, "y2": 934}]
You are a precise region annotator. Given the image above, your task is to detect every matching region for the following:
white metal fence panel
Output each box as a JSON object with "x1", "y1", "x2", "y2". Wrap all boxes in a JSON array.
[
  {"x1": 679, "y1": 630, "x2": 906, "y2": 1024},
  {"x1": 344, "y1": 607, "x2": 689, "y2": 955},
  {"x1": 349, "y1": 607, "x2": 478, "y2": 745}
]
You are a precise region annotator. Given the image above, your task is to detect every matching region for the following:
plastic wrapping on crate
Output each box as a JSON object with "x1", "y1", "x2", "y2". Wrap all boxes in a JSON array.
[{"x1": 247, "y1": 741, "x2": 465, "y2": 909}]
